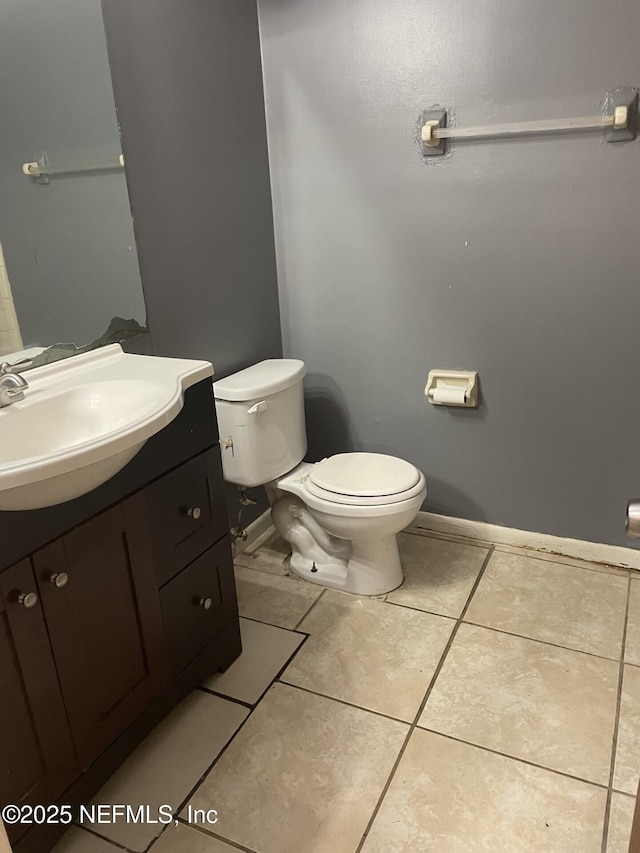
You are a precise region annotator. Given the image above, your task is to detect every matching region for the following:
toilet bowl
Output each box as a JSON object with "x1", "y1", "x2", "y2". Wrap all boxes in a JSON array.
[
  {"x1": 213, "y1": 360, "x2": 427, "y2": 596},
  {"x1": 269, "y1": 456, "x2": 426, "y2": 595}
]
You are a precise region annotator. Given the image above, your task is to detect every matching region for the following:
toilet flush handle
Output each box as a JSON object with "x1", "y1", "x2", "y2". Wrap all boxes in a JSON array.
[{"x1": 247, "y1": 400, "x2": 268, "y2": 415}]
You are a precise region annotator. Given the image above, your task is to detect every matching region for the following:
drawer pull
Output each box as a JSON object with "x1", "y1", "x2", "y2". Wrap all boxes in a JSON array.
[
  {"x1": 49, "y1": 572, "x2": 69, "y2": 589},
  {"x1": 187, "y1": 506, "x2": 202, "y2": 520},
  {"x1": 198, "y1": 597, "x2": 213, "y2": 611},
  {"x1": 18, "y1": 591, "x2": 38, "y2": 609}
]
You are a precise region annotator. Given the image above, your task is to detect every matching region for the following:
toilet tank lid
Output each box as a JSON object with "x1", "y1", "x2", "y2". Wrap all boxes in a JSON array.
[{"x1": 213, "y1": 359, "x2": 306, "y2": 402}]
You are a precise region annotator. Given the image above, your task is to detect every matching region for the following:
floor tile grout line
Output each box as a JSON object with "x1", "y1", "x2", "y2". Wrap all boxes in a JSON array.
[
  {"x1": 601, "y1": 573, "x2": 632, "y2": 853},
  {"x1": 270, "y1": 678, "x2": 614, "y2": 793},
  {"x1": 198, "y1": 632, "x2": 310, "y2": 710},
  {"x1": 275, "y1": 679, "x2": 413, "y2": 726},
  {"x1": 417, "y1": 727, "x2": 610, "y2": 791},
  {"x1": 143, "y1": 633, "x2": 315, "y2": 852},
  {"x1": 170, "y1": 701, "x2": 260, "y2": 829},
  {"x1": 454, "y1": 545, "x2": 496, "y2": 622},
  {"x1": 196, "y1": 686, "x2": 254, "y2": 709},
  {"x1": 172, "y1": 816, "x2": 260, "y2": 853},
  {"x1": 293, "y1": 587, "x2": 326, "y2": 631},
  {"x1": 354, "y1": 544, "x2": 496, "y2": 853},
  {"x1": 236, "y1": 613, "x2": 310, "y2": 634},
  {"x1": 381, "y1": 598, "x2": 459, "y2": 620},
  {"x1": 65, "y1": 822, "x2": 134, "y2": 852},
  {"x1": 271, "y1": 632, "x2": 311, "y2": 682},
  {"x1": 460, "y1": 619, "x2": 626, "y2": 664},
  {"x1": 238, "y1": 571, "x2": 629, "y2": 664},
  {"x1": 382, "y1": 600, "x2": 627, "y2": 663}
]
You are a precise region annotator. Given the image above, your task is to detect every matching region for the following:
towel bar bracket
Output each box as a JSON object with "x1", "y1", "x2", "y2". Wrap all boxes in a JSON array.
[
  {"x1": 419, "y1": 109, "x2": 447, "y2": 157},
  {"x1": 605, "y1": 89, "x2": 639, "y2": 143}
]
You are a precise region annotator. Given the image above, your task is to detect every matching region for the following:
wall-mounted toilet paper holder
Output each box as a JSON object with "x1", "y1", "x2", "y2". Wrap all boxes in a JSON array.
[{"x1": 425, "y1": 370, "x2": 478, "y2": 407}]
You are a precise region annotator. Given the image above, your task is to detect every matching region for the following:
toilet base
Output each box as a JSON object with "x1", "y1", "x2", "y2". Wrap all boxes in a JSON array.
[
  {"x1": 289, "y1": 535, "x2": 404, "y2": 596},
  {"x1": 271, "y1": 496, "x2": 405, "y2": 596}
]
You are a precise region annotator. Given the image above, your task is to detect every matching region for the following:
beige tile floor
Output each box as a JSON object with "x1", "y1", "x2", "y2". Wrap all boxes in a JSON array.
[{"x1": 54, "y1": 530, "x2": 640, "y2": 853}]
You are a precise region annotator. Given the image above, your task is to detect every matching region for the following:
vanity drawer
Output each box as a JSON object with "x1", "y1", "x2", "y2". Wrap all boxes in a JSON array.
[
  {"x1": 147, "y1": 449, "x2": 228, "y2": 585},
  {"x1": 160, "y1": 536, "x2": 235, "y2": 673}
]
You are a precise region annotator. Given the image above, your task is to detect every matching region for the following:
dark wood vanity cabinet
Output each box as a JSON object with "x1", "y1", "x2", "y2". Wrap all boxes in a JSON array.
[
  {"x1": 0, "y1": 561, "x2": 78, "y2": 817},
  {"x1": 31, "y1": 501, "x2": 169, "y2": 771},
  {"x1": 0, "y1": 381, "x2": 241, "y2": 852}
]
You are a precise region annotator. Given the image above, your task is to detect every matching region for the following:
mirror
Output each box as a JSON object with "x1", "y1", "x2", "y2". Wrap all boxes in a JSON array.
[{"x1": 0, "y1": 0, "x2": 147, "y2": 362}]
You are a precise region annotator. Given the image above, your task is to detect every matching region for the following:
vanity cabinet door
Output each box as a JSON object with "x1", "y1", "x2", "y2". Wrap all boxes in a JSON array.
[
  {"x1": 32, "y1": 501, "x2": 169, "y2": 770},
  {"x1": 0, "y1": 560, "x2": 78, "y2": 843}
]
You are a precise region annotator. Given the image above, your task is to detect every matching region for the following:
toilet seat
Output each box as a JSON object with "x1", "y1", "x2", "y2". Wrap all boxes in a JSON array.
[{"x1": 304, "y1": 453, "x2": 423, "y2": 506}]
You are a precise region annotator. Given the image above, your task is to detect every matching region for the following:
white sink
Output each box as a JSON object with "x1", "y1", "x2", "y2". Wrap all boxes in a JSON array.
[{"x1": 0, "y1": 345, "x2": 214, "y2": 511}]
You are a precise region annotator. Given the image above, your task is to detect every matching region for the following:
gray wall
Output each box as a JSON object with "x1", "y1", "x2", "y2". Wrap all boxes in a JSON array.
[
  {"x1": 258, "y1": 0, "x2": 640, "y2": 547},
  {"x1": 0, "y1": 0, "x2": 145, "y2": 348},
  {"x1": 103, "y1": 0, "x2": 282, "y2": 524}
]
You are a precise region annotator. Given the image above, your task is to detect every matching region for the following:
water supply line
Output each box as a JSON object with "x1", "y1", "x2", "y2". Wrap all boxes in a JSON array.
[{"x1": 230, "y1": 487, "x2": 257, "y2": 542}]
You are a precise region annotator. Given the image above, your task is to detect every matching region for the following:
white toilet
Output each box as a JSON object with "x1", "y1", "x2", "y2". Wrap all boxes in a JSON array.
[{"x1": 213, "y1": 359, "x2": 426, "y2": 596}]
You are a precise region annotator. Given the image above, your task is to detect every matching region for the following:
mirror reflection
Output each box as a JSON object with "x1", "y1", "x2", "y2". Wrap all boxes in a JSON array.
[{"x1": 0, "y1": 0, "x2": 147, "y2": 362}]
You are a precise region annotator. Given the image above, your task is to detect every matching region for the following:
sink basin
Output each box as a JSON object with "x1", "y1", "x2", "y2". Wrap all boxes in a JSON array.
[{"x1": 0, "y1": 345, "x2": 213, "y2": 510}]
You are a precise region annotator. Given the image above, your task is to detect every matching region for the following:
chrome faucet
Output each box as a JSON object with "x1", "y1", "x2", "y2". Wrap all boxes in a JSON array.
[{"x1": 0, "y1": 364, "x2": 29, "y2": 407}]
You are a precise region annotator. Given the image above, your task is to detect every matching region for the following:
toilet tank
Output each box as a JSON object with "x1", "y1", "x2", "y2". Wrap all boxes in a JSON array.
[{"x1": 213, "y1": 359, "x2": 307, "y2": 487}]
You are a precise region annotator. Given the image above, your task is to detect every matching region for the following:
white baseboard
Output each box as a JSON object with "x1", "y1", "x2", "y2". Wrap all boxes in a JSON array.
[
  {"x1": 409, "y1": 511, "x2": 640, "y2": 570},
  {"x1": 232, "y1": 509, "x2": 275, "y2": 557}
]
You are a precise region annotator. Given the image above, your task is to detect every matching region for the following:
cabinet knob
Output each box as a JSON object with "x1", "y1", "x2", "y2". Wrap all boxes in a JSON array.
[
  {"x1": 49, "y1": 572, "x2": 69, "y2": 589},
  {"x1": 187, "y1": 507, "x2": 202, "y2": 520},
  {"x1": 18, "y1": 591, "x2": 38, "y2": 609},
  {"x1": 198, "y1": 597, "x2": 213, "y2": 611}
]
